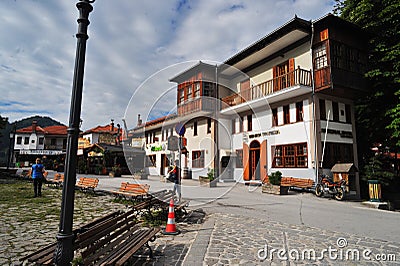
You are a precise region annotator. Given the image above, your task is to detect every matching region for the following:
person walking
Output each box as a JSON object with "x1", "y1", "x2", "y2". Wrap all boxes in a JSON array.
[
  {"x1": 169, "y1": 160, "x2": 181, "y2": 202},
  {"x1": 31, "y1": 158, "x2": 46, "y2": 197}
]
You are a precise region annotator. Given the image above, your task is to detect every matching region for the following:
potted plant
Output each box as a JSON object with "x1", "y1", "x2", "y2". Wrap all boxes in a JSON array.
[
  {"x1": 109, "y1": 164, "x2": 121, "y2": 177},
  {"x1": 199, "y1": 168, "x2": 217, "y2": 187},
  {"x1": 262, "y1": 171, "x2": 288, "y2": 195},
  {"x1": 134, "y1": 169, "x2": 148, "y2": 180}
]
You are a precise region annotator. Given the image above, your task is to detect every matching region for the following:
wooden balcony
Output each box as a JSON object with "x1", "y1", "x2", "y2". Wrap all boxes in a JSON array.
[
  {"x1": 178, "y1": 97, "x2": 216, "y2": 116},
  {"x1": 222, "y1": 67, "x2": 311, "y2": 109}
]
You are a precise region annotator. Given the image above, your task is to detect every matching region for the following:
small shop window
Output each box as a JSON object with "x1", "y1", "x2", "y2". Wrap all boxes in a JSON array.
[
  {"x1": 296, "y1": 101, "x2": 303, "y2": 122},
  {"x1": 39, "y1": 137, "x2": 44, "y2": 145},
  {"x1": 272, "y1": 143, "x2": 308, "y2": 168},
  {"x1": 247, "y1": 115, "x2": 252, "y2": 131},
  {"x1": 283, "y1": 105, "x2": 290, "y2": 124},
  {"x1": 24, "y1": 137, "x2": 29, "y2": 144},
  {"x1": 207, "y1": 118, "x2": 212, "y2": 134},
  {"x1": 272, "y1": 108, "x2": 278, "y2": 126},
  {"x1": 192, "y1": 150, "x2": 204, "y2": 168},
  {"x1": 17, "y1": 136, "x2": 22, "y2": 144}
]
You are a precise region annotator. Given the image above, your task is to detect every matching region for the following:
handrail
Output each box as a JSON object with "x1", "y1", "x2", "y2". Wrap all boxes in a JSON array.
[{"x1": 222, "y1": 67, "x2": 311, "y2": 108}]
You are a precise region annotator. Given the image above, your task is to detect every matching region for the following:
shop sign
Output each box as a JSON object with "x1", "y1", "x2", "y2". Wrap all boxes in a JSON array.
[{"x1": 20, "y1": 149, "x2": 64, "y2": 156}]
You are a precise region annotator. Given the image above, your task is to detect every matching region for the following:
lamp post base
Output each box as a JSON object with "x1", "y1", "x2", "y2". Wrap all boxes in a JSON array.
[{"x1": 53, "y1": 233, "x2": 75, "y2": 265}]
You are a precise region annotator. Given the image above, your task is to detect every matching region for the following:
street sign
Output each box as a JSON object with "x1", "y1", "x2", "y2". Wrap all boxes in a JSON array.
[
  {"x1": 175, "y1": 123, "x2": 186, "y2": 136},
  {"x1": 167, "y1": 136, "x2": 179, "y2": 151}
]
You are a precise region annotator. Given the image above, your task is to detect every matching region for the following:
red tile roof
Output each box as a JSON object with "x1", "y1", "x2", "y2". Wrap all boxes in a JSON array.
[
  {"x1": 83, "y1": 124, "x2": 120, "y2": 134},
  {"x1": 16, "y1": 125, "x2": 68, "y2": 135},
  {"x1": 16, "y1": 126, "x2": 46, "y2": 134},
  {"x1": 43, "y1": 125, "x2": 68, "y2": 135}
]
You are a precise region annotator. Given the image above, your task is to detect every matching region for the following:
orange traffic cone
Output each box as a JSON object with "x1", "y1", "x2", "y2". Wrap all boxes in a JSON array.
[{"x1": 162, "y1": 198, "x2": 180, "y2": 235}]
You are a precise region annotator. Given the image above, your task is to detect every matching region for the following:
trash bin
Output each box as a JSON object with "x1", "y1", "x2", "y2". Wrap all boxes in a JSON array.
[{"x1": 368, "y1": 180, "x2": 381, "y2": 202}]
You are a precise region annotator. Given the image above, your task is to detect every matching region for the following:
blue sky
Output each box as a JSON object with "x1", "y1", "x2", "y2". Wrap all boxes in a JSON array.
[{"x1": 0, "y1": 0, "x2": 335, "y2": 130}]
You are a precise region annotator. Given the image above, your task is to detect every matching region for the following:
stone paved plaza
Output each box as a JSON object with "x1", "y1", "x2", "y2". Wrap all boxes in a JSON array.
[
  {"x1": 195, "y1": 213, "x2": 400, "y2": 265},
  {"x1": 1, "y1": 176, "x2": 399, "y2": 265}
]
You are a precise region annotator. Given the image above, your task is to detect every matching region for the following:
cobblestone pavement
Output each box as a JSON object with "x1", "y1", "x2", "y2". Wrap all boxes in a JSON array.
[
  {"x1": 0, "y1": 181, "x2": 202, "y2": 266},
  {"x1": 194, "y1": 213, "x2": 400, "y2": 266}
]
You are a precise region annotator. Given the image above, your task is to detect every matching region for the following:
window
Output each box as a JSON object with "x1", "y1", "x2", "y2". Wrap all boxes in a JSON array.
[
  {"x1": 179, "y1": 89, "x2": 184, "y2": 104},
  {"x1": 272, "y1": 143, "x2": 308, "y2": 168},
  {"x1": 345, "y1": 104, "x2": 351, "y2": 123},
  {"x1": 296, "y1": 101, "x2": 303, "y2": 122},
  {"x1": 332, "y1": 102, "x2": 339, "y2": 122},
  {"x1": 247, "y1": 115, "x2": 252, "y2": 131},
  {"x1": 39, "y1": 137, "x2": 44, "y2": 145},
  {"x1": 239, "y1": 116, "x2": 243, "y2": 132},
  {"x1": 194, "y1": 82, "x2": 200, "y2": 98},
  {"x1": 320, "y1": 99, "x2": 326, "y2": 120},
  {"x1": 283, "y1": 105, "x2": 290, "y2": 124},
  {"x1": 17, "y1": 136, "x2": 22, "y2": 144},
  {"x1": 51, "y1": 138, "x2": 56, "y2": 145},
  {"x1": 187, "y1": 84, "x2": 192, "y2": 100},
  {"x1": 231, "y1": 119, "x2": 236, "y2": 134},
  {"x1": 203, "y1": 83, "x2": 215, "y2": 97},
  {"x1": 192, "y1": 150, "x2": 204, "y2": 168},
  {"x1": 146, "y1": 155, "x2": 156, "y2": 167},
  {"x1": 207, "y1": 118, "x2": 212, "y2": 134},
  {"x1": 193, "y1": 121, "x2": 198, "y2": 136},
  {"x1": 322, "y1": 143, "x2": 353, "y2": 169},
  {"x1": 236, "y1": 149, "x2": 243, "y2": 168},
  {"x1": 272, "y1": 108, "x2": 278, "y2": 126},
  {"x1": 24, "y1": 137, "x2": 29, "y2": 144},
  {"x1": 63, "y1": 139, "x2": 67, "y2": 149},
  {"x1": 314, "y1": 43, "x2": 328, "y2": 70}
]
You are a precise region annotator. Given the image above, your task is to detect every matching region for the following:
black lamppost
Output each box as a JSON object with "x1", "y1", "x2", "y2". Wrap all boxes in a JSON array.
[{"x1": 53, "y1": 1, "x2": 94, "y2": 264}]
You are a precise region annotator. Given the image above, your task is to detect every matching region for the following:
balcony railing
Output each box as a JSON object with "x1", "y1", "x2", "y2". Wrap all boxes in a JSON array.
[
  {"x1": 222, "y1": 67, "x2": 311, "y2": 109},
  {"x1": 178, "y1": 97, "x2": 216, "y2": 116}
]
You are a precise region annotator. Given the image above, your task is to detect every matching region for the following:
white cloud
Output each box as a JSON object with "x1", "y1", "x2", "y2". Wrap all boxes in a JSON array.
[{"x1": 0, "y1": 0, "x2": 334, "y2": 130}]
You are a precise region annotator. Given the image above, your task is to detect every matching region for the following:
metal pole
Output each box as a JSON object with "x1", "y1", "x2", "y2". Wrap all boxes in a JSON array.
[{"x1": 53, "y1": 1, "x2": 94, "y2": 265}]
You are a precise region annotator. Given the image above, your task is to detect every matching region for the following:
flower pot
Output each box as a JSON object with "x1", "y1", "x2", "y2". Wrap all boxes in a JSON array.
[
  {"x1": 262, "y1": 183, "x2": 288, "y2": 195},
  {"x1": 199, "y1": 176, "x2": 217, "y2": 187}
]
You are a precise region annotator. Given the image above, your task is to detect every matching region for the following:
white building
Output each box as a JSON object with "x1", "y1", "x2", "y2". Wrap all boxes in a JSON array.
[{"x1": 131, "y1": 14, "x2": 367, "y2": 198}]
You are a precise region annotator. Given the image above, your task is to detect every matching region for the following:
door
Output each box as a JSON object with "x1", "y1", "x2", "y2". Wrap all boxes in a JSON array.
[
  {"x1": 273, "y1": 58, "x2": 295, "y2": 91},
  {"x1": 250, "y1": 141, "x2": 260, "y2": 180},
  {"x1": 160, "y1": 154, "x2": 166, "y2": 176}
]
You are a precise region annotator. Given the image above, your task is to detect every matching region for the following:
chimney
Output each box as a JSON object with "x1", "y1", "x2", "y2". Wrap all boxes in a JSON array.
[
  {"x1": 137, "y1": 114, "x2": 142, "y2": 126},
  {"x1": 111, "y1": 119, "x2": 114, "y2": 131},
  {"x1": 32, "y1": 120, "x2": 37, "y2": 133}
]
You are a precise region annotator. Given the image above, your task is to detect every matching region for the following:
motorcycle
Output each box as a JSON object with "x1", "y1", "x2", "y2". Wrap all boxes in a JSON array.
[{"x1": 315, "y1": 174, "x2": 347, "y2": 201}]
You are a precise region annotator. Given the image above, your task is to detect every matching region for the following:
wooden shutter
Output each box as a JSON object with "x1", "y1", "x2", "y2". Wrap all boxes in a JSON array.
[
  {"x1": 260, "y1": 140, "x2": 267, "y2": 182},
  {"x1": 243, "y1": 143, "x2": 249, "y2": 181},
  {"x1": 240, "y1": 79, "x2": 250, "y2": 101}
]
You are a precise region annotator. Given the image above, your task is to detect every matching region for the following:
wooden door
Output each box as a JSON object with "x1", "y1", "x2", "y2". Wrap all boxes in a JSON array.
[{"x1": 249, "y1": 141, "x2": 260, "y2": 180}]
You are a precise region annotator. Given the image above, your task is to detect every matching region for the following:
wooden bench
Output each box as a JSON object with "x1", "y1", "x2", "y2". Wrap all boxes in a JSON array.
[
  {"x1": 76, "y1": 177, "x2": 99, "y2": 192},
  {"x1": 280, "y1": 177, "x2": 314, "y2": 189},
  {"x1": 47, "y1": 173, "x2": 64, "y2": 187},
  {"x1": 150, "y1": 189, "x2": 189, "y2": 214},
  {"x1": 19, "y1": 211, "x2": 123, "y2": 265},
  {"x1": 20, "y1": 209, "x2": 160, "y2": 266},
  {"x1": 111, "y1": 182, "x2": 150, "y2": 201}
]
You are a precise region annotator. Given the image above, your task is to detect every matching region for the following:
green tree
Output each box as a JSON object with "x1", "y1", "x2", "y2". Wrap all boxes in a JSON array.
[{"x1": 334, "y1": 0, "x2": 400, "y2": 159}]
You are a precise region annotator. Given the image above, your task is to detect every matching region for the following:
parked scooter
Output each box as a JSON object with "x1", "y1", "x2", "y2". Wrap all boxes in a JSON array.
[{"x1": 315, "y1": 174, "x2": 347, "y2": 201}]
